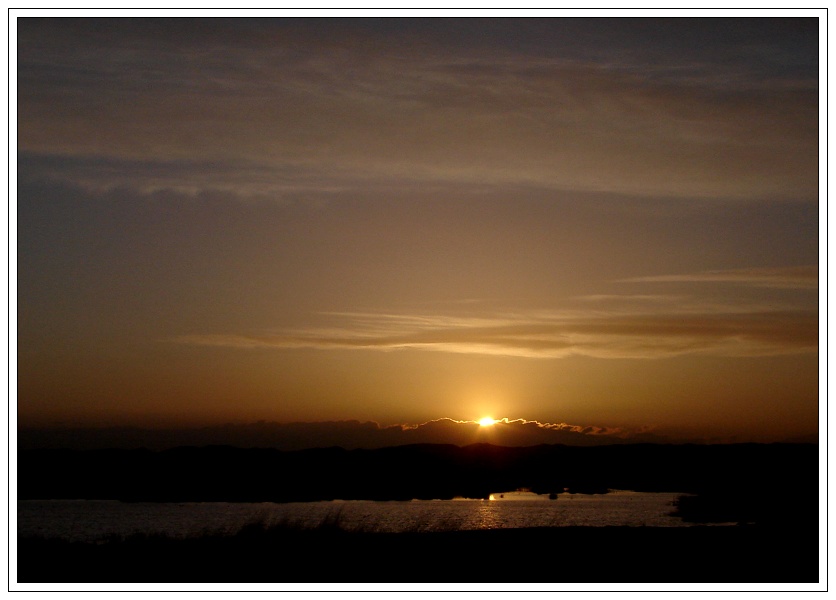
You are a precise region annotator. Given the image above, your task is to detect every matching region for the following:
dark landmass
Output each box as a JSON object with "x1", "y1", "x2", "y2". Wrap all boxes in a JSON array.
[
  {"x1": 18, "y1": 520, "x2": 818, "y2": 583},
  {"x1": 17, "y1": 419, "x2": 677, "y2": 451},
  {"x1": 19, "y1": 442, "x2": 819, "y2": 527},
  {"x1": 18, "y1": 443, "x2": 820, "y2": 584}
]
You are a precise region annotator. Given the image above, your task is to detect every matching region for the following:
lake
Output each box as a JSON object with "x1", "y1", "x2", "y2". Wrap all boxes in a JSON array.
[{"x1": 17, "y1": 490, "x2": 701, "y2": 542}]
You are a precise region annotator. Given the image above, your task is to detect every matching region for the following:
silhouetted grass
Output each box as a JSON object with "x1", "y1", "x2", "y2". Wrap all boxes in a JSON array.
[{"x1": 18, "y1": 512, "x2": 819, "y2": 584}]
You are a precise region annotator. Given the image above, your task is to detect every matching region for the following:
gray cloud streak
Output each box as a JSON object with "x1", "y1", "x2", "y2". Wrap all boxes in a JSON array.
[{"x1": 18, "y1": 18, "x2": 818, "y2": 201}]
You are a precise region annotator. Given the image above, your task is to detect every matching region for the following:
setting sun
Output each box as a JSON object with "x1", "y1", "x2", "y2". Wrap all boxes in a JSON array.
[{"x1": 478, "y1": 417, "x2": 498, "y2": 427}]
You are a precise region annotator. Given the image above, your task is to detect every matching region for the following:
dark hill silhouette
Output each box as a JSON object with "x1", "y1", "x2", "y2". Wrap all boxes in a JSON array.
[
  {"x1": 18, "y1": 442, "x2": 818, "y2": 527},
  {"x1": 16, "y1": 419, "x2": 673, "y2": 451}
]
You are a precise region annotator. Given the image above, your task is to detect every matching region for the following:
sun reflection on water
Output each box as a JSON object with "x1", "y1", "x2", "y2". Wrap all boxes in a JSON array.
[{"x1": 475, "y1": 499, "x2": 503, "y2": 529}]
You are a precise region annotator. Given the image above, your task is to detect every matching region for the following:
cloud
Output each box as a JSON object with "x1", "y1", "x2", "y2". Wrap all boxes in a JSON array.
[
  {"x1": 16, "y1": 152, "x2": 342, "y2": 198},
  {"x1": 620, "y1": 265, "x2": 818, "y2": 289},
  {"x1": 172, "y1": 299, "x2": 818, "y2": 360},
  {"x1": 17, "y1": 19, "x2": 818, "y2": 201}
]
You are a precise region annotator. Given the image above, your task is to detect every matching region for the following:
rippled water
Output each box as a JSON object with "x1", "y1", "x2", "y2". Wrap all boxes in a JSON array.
[{"x1": 17, "y1": 491, "x2": 691, "y2": 542}]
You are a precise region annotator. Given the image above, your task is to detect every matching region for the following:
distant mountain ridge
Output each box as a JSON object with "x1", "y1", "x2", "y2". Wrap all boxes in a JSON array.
[{"x1": 16, "y1": 419, "x2": 709, "y2": 451}]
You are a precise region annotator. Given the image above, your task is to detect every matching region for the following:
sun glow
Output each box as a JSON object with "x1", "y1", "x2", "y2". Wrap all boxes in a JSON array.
[{"x1": 478, "y1": 417, "x2": 498, "y2": 427}]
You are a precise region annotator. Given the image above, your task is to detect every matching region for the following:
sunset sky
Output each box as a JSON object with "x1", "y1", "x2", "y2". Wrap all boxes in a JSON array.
[{"x1": 15, "y1": 15, "x2": 822, "y2": 445}]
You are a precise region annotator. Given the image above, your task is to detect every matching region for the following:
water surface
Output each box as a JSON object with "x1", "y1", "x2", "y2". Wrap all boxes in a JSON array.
[{"x1": 18, "y1": 490, "x2": 694, "y2": 542}]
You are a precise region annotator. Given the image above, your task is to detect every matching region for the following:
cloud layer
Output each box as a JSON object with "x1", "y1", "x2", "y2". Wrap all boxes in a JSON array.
[
  {"x1": 174, "y1": 266, "x2": 818, "y2": 359},
  {"x1": 621, "y1": 265, "x2": 819, "y2": 289},
  {"x1": 17, "y1": 18, "x2": 819, "y2": 201}
]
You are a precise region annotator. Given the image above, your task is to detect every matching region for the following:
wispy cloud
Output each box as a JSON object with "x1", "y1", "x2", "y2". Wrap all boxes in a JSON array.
[
  {"x1": 620, "y1": 265, "x2": 818, "y2": 289},
  {"x1": 173, "y1": 297, "x2": 818, "y2": 360},
  {"x1": 18, "y1": 19, "x2": 818, "y2": 201}
]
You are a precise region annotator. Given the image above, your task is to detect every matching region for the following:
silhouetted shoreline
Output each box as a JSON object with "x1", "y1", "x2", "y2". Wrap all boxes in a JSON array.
[
  {"x1": 17, "y1": 442, "x2": 820, "y2": 584},
  {"x1": 19, "y1": 442, "x2": 817, "y2": 498},
  {"x1": 19, "y1": 442, "x2": 818, "y2": 527}
]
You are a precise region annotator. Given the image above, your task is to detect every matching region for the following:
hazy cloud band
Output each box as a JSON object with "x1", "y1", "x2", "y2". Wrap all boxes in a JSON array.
[
  {"x1": 174, "y1": 303, "x2": 817, "y2": 359},
  {"x1": 621, "y1": 266, "x2": 818, "y2": 289}
]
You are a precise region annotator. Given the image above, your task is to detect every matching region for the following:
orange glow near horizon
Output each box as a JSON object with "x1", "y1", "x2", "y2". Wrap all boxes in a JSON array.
[{"x1": 479, "y1": 417, "x2": 498, "y2": 427}]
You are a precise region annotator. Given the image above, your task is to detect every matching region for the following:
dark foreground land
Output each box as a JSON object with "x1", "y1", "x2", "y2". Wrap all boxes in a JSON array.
[
  {"x1": 18, "y1": 523, "x2": 818, "y2": 583},
  {"x1": 18, "y1": 442, "x2": 820, "y2": 584},
  {"x1": 18, "y1": 442, "x2": 818, "y2": 504}
]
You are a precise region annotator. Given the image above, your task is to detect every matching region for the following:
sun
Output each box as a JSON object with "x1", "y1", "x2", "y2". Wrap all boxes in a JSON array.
[{"x1": 478, "y1": 417, "x2": 498, "y2": 427}]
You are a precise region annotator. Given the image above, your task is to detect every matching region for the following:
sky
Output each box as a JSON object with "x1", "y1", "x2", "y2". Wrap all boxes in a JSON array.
[{"x1": 14, "y1": 15, "x2": 823, "y2": 446}]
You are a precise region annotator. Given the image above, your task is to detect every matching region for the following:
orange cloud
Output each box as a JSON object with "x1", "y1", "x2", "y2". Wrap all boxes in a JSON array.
[
  {"x1": 173, "y1": 301, "x2": 818, "y2": 360},
  {"x1": 621, "y1": 266, "x2": 818, "y2": 289}
]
